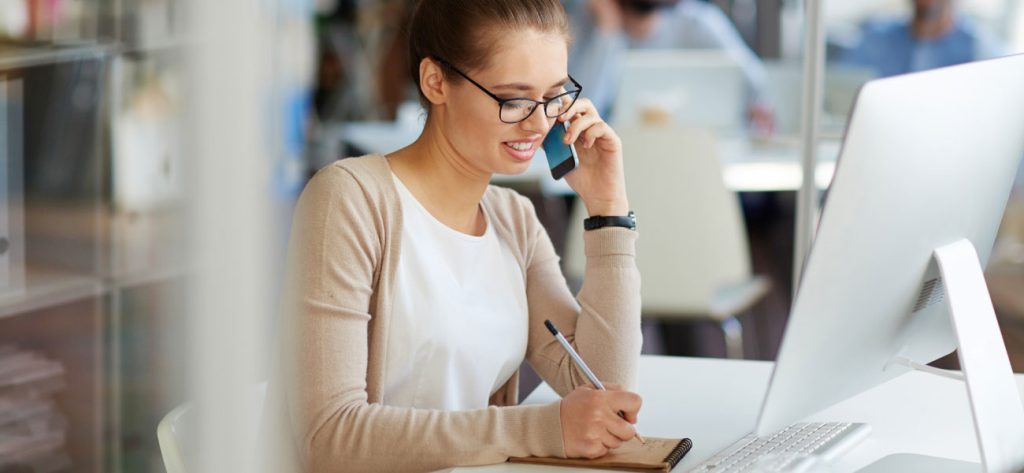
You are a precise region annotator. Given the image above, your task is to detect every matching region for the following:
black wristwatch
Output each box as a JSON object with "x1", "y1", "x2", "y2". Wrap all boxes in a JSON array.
[{"x1": 584, "y1": 210, "x2": 637, "y2": 231}]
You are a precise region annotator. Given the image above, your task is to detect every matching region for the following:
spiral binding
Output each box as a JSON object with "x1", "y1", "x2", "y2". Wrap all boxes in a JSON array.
[{"x1": 663, "y1": 438, "x2": 693, "y2": 467}]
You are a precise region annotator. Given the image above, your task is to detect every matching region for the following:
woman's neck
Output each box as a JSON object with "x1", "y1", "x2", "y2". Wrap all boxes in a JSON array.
[{"x1": 387, "y1": 119, "x2": 491, "y2": 236}]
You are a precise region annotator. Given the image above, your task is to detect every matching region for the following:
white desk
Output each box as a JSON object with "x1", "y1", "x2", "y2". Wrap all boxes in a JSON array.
[
  {"x1": 452, "y1": 356, "x2": 1024, "y2": 472},
  {"x1": 312, "y1": 122, "x2": 841, "y2": 195},
  {"x1": 718, "y1": 137, "x2": 840, "y2": 193}
]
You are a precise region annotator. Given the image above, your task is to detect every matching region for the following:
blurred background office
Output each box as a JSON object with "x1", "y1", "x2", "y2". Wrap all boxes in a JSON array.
[{"x1": 0, "y1": 0, "x2": 1022, "y2": 471}]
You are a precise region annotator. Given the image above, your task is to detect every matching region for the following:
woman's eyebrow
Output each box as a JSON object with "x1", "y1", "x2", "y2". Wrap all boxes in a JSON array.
[{"x1": 492, "y1": 77, "x2": 570, "y2": 91}]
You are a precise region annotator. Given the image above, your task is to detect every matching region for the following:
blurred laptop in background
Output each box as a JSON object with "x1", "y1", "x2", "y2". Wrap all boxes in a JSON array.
[{"x1": 611, "y1": 50, "x2": 746, "y2": 136}]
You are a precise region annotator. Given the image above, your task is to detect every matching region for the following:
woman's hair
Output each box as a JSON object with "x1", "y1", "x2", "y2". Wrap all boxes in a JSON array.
[{"x1": 407, "y1": 0, "x2": 572, "y2": 107}]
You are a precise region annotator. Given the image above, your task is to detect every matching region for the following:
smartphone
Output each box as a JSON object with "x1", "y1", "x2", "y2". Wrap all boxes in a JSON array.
[{"x1": 542, "y1": 120, "x2": 579, "y2": 180}]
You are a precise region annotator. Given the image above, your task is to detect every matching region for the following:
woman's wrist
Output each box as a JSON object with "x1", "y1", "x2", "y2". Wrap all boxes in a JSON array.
[{"x1": 584, "y1": 198, "x2": 629, "y2": 217}]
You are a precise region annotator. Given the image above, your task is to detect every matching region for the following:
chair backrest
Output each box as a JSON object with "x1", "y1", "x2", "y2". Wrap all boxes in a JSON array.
[
  {"x1": 157, "y1": 382, "x2": 268, "y2": 473},
  {"x1": 564, "y1": 127, "x2": 753, "y2": 315},
  {"x1": 157, "y1": 403, "x2": 192, "y2": 473}
]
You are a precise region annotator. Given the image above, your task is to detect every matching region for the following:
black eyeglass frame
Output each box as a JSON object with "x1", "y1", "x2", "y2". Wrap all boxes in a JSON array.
[{"x1": 435, "y1": 58, "x2": 583, "y2": 124}]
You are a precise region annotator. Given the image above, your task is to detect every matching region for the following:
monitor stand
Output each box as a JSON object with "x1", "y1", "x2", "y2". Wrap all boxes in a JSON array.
[
  {"x1": 888, "y1": 239, "x2": 1024, "y2": 473},
  {"x1": 857, "y1": 453, "x2": 981, "y2": 473}
]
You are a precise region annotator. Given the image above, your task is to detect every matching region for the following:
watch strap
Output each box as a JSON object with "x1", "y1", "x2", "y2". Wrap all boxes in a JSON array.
[{"x1": 584, "y1": 211, "x2": 636, "y2": 231}]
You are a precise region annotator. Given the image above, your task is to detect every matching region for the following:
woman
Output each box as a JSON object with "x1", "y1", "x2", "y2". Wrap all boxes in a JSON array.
[{"x1": 265, "y1": 0, "x2": 643, "y2": 471}]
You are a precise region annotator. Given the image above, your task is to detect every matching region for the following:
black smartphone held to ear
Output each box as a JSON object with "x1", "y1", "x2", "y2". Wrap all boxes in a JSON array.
[{"x1": 542, "y1": 120, "x2": 579, "y2": 180}]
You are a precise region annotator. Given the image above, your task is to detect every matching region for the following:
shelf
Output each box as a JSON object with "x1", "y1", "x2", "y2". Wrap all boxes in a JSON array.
[
  {"x1": 0, "y1": 41, "x2": 117, "y2": 71},
  {"x1": 106, "y1": 207, "x2": 187, "y2": 288},
  {"x1": 0, "y1": 267, "x2": 105, "y2": 320},
  {"x1": 107, "y1": 265, "x2": 188, "y2": 290},
  {"x1": 0, "y1": 296, "x2": 106, "y2": 473},
  {"x1": 120, "y1": 36, "x2": 193, "y2": 57}
]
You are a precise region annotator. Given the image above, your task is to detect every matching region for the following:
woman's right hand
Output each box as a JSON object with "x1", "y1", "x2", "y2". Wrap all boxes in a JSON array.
[{"x1": 559, "y1": 384, "x2": 643, "y2": 459}]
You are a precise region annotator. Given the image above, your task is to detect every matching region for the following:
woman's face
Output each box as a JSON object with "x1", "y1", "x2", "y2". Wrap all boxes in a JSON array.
[{"x1": 439, "y1": 28, "x2": 570, "y2": 176}]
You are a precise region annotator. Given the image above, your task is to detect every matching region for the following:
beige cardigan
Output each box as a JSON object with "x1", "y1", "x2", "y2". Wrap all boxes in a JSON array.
[{"x1": 263, "y1": 155, "x2": 642, "y2": 472}]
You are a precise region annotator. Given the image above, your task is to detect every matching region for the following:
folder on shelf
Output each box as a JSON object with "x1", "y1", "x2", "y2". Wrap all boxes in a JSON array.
[{"x1": 0, "y1": 346, "x2": 69, "y2": 472}]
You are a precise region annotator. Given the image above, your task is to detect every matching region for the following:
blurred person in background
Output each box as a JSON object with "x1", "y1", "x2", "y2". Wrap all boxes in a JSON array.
[
  {"x1": 567, "y1": 0, "x2": 773, "y2": 131},
  {"x1": 263, "y1": 0, "x2": 645, "y2": 471},
  {"x1": 839, "y1": 0, "x2": 1005, "y2": 77},
  {"x1": 312, "y1": 0, "x2": 415, "y2": 121}
]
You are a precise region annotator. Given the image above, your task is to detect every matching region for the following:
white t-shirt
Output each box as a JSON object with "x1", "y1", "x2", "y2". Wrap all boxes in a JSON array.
[{"x1": 382, "y1": 174, "x2": 529, "y2": 410}]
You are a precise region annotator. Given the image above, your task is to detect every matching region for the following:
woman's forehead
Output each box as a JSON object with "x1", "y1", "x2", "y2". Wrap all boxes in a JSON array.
[{"x1": 475, "y1": 29, "x2": 569, "y2": 87}]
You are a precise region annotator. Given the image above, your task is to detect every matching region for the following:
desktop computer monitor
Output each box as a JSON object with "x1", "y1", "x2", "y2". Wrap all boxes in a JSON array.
[
  {"x1": 755, "y1": 53, "x2": 1024, "y2": 442},
  {"x1": 611, "y1": 50, "x2": 744, "y2": 133}
]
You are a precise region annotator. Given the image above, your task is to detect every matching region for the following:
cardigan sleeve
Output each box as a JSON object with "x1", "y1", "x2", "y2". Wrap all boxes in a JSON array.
[
  {"x1": 518, "y1": 195, "x2": 643, "y2": 395},
  {"x1": 282, "y1": 165, "x2": 566, "y2": 473}
]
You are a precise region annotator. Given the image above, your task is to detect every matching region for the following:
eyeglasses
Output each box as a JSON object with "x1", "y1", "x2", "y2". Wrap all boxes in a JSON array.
[{"x1": 436, "y1": 58, "x2": 583, "y2": 124}]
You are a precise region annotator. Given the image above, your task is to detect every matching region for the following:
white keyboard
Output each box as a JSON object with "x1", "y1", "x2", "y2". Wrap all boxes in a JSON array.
[{"x1": 690, "y1": 422, "x2": 871, "y2": 473}]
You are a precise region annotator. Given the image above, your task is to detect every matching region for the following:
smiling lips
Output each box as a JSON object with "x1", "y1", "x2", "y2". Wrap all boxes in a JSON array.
[
  {"x1": 506, "y1": 141, "x2": 532, "y2": 151},
  {"x1": 503, "y1": 139, "x2": 539, "y2": 161}
]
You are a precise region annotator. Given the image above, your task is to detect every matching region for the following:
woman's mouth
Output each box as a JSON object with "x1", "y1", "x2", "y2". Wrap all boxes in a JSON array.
[{"x1": 503, "y1": 140, "x2": 537, "y2": 161}]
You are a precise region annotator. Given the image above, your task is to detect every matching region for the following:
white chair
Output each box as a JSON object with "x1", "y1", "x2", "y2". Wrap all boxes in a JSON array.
[
  {"x1": 564, "y1": 127, "x2": 770, "y2": 359},
  {"x1": 157, "y1": 382, "x2": 267, "y2": 473},
  {"x1": 157, "y1": 402, "x2": 191, "y2": 473}
]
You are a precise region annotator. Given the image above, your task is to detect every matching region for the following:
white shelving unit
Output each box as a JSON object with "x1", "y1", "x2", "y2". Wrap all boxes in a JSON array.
[
  {"x1": 0, "y1": 38, "x2": 112, "y2": 472},
  {"x1": 0, "y1": 267, "x2": 105, "y2": 320},
  {"x1": 100, "y1": 2, "x2": 190, "y2": 472},
  {"x1": 0, "y1": 3, "x2": 190, "y2": 468}
]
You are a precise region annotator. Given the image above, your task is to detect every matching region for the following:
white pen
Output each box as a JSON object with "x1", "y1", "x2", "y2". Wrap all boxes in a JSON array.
[{"x1": 544, "y1": 319, "x2": 646, "y2": 444}]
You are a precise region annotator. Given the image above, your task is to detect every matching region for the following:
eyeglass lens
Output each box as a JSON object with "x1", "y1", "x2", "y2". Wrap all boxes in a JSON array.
[{"x1": 499, "y1": 92, "x2": 578, "y2": 123}]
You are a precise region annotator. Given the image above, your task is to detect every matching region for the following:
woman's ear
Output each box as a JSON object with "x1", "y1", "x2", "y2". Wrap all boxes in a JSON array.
[{"x1": 419, "y1": 58, "x2": 448, "y2": 106}]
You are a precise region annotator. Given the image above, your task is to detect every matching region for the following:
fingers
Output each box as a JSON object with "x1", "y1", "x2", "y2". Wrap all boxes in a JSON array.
[
  {"x1": 582, "y1": 443, "x2": 609, "y2": 459},
  {"x1": 584, "y1": 428, "x2": 627, "y2": 459},
  {"x1": 606, "y1": 414, "x2": 638, "y2": 441},
  {"x1": 578, "y1": 121, "x2": 618, "y2": 150},
  {"x1": 607, "y1": 391, "x2": 643, "y2": 423},
  {"x1": 618, "y1": 409, "x2": 638, "y2": 424},
  {"x1": 558, "y1": 98, "x2": 619, "y2": 151},
  {"x1": 559, "y1": 97, "x2": 598, "y2": 124},
  {"x1": 562, "y1": 385, "x2": 643, "y2": 459},
  {"x1": 563, "y1": 111, "x2": 602, "y2": 146},
  {"x1": 601, "y1": 431, "x2": 626, "y2": 451},
  {"x1": 557, "y1": 96, "x2": 581, "y2": 122}
]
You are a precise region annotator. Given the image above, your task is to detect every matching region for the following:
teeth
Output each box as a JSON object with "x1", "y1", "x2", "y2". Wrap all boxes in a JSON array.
[{"x1": 507, "y1": 142, "x2": 531, "y2": 151}]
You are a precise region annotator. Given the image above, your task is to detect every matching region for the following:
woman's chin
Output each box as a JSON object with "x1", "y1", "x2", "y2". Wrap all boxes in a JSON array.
[{"x1": 493, "y1": 159, "x2": 534, "y2": 177}]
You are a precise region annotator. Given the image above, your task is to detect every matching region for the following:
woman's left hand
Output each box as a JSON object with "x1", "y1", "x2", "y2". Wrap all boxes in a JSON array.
[{"x1": 558, "y1": 98, "x2": 629, "y2": 217}]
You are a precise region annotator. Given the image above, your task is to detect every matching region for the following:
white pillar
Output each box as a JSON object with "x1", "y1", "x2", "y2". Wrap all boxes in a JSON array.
[
  {"x1": 793, "y1": 0, "x2": 826, "y2": 293},
  {"x1": 183, "y1": 0, "x2": 277, "y2": 471}
]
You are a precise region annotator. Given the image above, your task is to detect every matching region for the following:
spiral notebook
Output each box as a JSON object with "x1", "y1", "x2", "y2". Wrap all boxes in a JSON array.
[{"x1": 508, "y1": 437, "x2": 692, "y2": 472}]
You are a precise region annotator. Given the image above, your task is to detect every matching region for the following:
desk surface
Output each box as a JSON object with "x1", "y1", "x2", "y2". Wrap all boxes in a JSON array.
[{"x1": 452, "y1": 356, "x2": 1024, "y2": 472}]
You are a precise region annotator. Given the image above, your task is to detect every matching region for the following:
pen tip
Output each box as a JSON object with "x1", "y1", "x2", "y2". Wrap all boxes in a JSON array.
[{"x1": 544, "y1": 320, "x2": 558, "y2": 336}]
